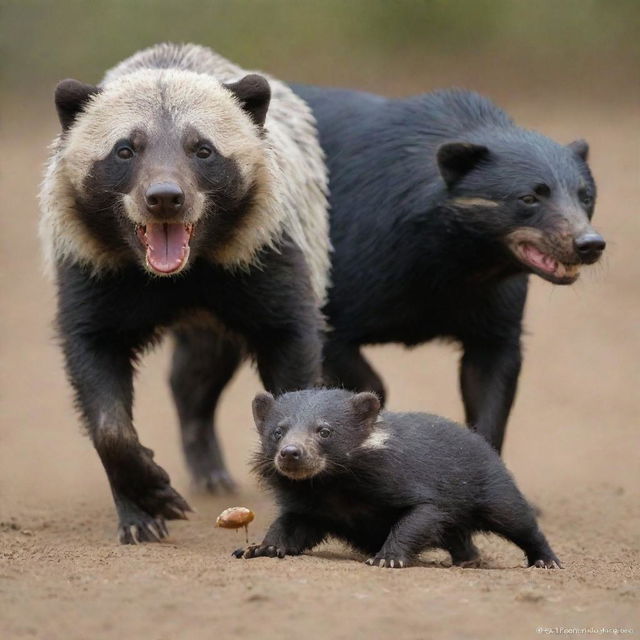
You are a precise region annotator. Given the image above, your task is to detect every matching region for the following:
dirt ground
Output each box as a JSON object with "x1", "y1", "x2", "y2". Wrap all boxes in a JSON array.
[{"x1": 1, "y1": 98, "x2": 638, "y2": 640}]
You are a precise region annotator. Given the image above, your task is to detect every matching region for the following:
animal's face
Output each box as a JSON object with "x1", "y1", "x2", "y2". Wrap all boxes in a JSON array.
[
  {"x1": 54, "y1": 70, "x2": 271, "y2": 276},
  {"x1": 438, "y1": 134, "x2": 604, "y2": 284},
  {"x1": 252, "y1": 389, "x2": 381, "y2": 481}
]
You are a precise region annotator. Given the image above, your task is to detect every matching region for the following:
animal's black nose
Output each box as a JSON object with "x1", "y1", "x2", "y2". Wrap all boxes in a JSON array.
[
  {"x1": 145, "y1": 182, "x2": 184, "y2": 217},
  {"x1": 575, "y1": 232, "x2": 606, "y2": 263},
  {"x1": 279, "y1": 445, "x2": 302, "y2": 461}
]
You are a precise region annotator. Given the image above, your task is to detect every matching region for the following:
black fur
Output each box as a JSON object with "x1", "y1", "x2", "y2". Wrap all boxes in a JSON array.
[
  {"x1": 236, "y1": 389, "x2": 561, "y2": 569},
  {"x1": 56, "y1": 240, "x2": 322, "y2": 543},
  {"x1": 50, "y1": 52, "x2": 330, "y2": 545},
  {"x1": 289, "y1": 85, "x2": 604, "y2": 452}
]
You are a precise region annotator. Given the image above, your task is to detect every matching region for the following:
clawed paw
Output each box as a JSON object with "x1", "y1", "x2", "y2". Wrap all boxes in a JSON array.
[
  {"x1": 365, "y1": 555, "x2": 407, "y2": 569},
  {"x1": 118, "y1": 514, "x2": 169, "y2": 545},
  {"x1": 114, "y1": 484, "x2": 192, "y2": 545},
  {"x1": 532, "y1": 558, "x2": 562, "y2": 569},
  {"x1": 232, "y1": 544, "x2": 286, "y2": 559},
  {"x1": 136, "y1": 478, "x2": 193, "y2": 522}
]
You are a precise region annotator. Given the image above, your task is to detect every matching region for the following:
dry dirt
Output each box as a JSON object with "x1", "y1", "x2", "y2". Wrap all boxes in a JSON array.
[{"x1": 0, "y1": 100, "x2": 638, "y2": 640}]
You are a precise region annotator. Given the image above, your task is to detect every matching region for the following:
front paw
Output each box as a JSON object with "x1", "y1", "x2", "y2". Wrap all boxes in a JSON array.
[
  {"x1": 114, "y1": 486, "x2": 190, "y2": 545},
  {"x1": 365, "y1": 553, "x2": 408, "y2": 569},
  {"x1": 531, "y1": 557, "x2": 562, "y2": 569},
  {"x1": 115, "y1": 495, "x2": 170, "y2": 544},
  {"x1": 232, "y1": 544, "x2": 286, "y2": 559},
  {"x1": 110, "y1": 449, "x2": 192, "y2": 544}
]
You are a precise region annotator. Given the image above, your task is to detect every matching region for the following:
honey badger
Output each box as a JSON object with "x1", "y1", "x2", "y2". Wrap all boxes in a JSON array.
[
  {"x1": 236, "y1": 389, "x2": 561, "y2": 570},
  {"x1": 39, "y1": 43, "x2": 330, "y2": 544},
  {"x1": 291, "y1": 84, "x2": 606, "y2": 453}
]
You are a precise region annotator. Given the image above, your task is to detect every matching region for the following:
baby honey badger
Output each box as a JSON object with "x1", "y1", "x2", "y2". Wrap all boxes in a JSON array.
[{"x1": 236, "y1": 389, "x2": 561, "y2": 569}]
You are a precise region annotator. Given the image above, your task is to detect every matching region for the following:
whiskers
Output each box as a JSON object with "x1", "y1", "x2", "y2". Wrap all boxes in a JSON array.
[{"x1": 249, "y1": 451, "x2": 277, "y2": 480}]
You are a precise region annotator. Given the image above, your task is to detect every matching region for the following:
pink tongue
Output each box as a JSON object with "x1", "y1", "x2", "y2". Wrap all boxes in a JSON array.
[
  {"x1": 522, "y1": 244, "x2": 557, "y2": 274},
  {"x1": 145, "y1": 223, "x2": 190, "y2": 274}
]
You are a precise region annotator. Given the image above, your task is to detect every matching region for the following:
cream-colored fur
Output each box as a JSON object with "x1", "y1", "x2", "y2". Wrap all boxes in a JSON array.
[{"x1": 39, "y1": 43, "x2": 330, "y2": 303}]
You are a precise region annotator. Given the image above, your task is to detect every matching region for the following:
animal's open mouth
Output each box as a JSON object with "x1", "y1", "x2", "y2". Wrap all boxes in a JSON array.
[
  {"x1": 136, "y1": 223, "x2": 193, "y2": 275},
  {"x1": 514, "y1": 242, "x2": 580, "y2": 284}
]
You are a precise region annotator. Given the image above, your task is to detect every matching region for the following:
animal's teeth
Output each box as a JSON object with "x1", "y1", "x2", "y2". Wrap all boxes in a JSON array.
[{"x1": 555, "y1": 263, "x2": 566, "y2": 278}]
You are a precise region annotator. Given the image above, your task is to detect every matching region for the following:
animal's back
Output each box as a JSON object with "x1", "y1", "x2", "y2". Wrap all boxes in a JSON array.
[
  {"x1": 293, "y1": 85, "x2": 513, "y2": 235},
  {"x1": 367, "y1": 411, "x2": 503, "y2": 498}
]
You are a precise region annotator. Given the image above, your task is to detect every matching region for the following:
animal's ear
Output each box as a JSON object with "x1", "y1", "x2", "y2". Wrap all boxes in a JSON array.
[
  {"x1": 252, "y1": 392, "x2": 275, "y2": 434},
  {"x1": 224, "y1": 74, "x2": 271, "y2": 127},
  {"x1": 437, "y1": 142, "x2": 488, "y2": 188},
  {"x1": 567, "y1": 139, "x2": 589, "y2": 162},
  {"x1": 55, "y1": 79, "x2": 101, "y2": 131},
  {"x1": 351, "y1": 392, "x2": 381, "y2": 428}
]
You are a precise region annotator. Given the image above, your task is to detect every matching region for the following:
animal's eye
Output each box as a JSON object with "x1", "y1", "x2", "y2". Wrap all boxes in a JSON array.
[
  {"x1": 196, "y1": 145, "x2": 212, "y2": 159},
  {"x1": 318, "y1": 426, "x2": 332, "y2": 439},
  {"x1": 272, "y1": 428, "x2": 283, "y2": 441},
  {"x1": 581, "y1": 194, "x2": 594, "y2": 207},
  {"x1": 519, "y1": 194, "x2": 538, "y2": 205},
  {"x1": 116, "y1": 145, "x2": 134, "y2": 160}
]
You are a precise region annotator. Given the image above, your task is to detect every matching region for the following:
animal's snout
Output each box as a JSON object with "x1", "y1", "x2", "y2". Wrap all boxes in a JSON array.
[
  {"x1": 145, "y1": 182, "x2": 185, "y2": 218},
  {"x1": 574, "y1": 232, "x2": 606, "y2": 264},
  {"x1": 279, "y1": 445, "x2": 303, "y2": 461}
]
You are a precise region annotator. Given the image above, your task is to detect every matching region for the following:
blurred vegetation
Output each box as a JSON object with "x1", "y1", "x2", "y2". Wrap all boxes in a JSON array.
[{"x1": 1, "y1": 0, "x2": 638, "y2": 102}]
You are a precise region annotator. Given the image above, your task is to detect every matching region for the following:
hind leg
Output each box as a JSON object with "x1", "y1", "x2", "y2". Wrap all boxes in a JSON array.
[
  {"x1": 323, "y1": 340, "x2": 387, "y2": 406},
  {"x1": 170, "y1": 328, "x2": 242, "y2": 493},
  {"x1": 480, "y1": 481, "x2": 561, "y2": 568},
  {"x1": 443, "y1": 529, "x2": 480, "y2": 567},
  {"x1": 365, "y1": 504, "x2": 446, "y2": 568}
]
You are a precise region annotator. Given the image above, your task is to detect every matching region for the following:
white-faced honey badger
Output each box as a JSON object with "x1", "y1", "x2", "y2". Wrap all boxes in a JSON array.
[
  {"x1": 236, "y1": 389, "x2": 561, "y2": 569},
  {"x1": 39, "y1": 43, "x2": 330, "y2": 544}
]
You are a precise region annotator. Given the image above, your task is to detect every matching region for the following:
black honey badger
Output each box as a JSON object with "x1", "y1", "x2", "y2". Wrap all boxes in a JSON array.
[
  {"x1": 235, "y1": 389, "x2": 561, "y2": 569},
  {"x1": 39, "y1": 43, "x2": 330, "y2": 544},
  {"x1": 292, "y1": 85, "x2": 605, "y2": 453}
]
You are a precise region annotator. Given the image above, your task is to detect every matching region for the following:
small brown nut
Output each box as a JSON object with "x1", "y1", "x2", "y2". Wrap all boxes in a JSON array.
[{"x1": 216, "y1": 507, "x2": 255, "y2": 529}]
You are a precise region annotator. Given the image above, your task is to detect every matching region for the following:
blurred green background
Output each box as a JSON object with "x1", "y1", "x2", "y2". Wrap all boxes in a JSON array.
[{"x1": 1, "y1": 0, "x2": 638, "y2": 105}]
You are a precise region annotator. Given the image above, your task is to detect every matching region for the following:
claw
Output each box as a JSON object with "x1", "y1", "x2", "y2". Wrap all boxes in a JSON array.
[
  {"x1": 145, "y1": 522, "x2": 161, "y2": 542},
  {"x1": 378, "y1": 558, "x2": 385, "y2": 568},
  {"x1": 399, "y1": 560, "x2": 404, "y2": 568},
  {"x1": 244, "y1": 545, "x2": 259, "y2": 558},
  {"x1": 164, "y1": 505, "x2": 188, "y2": 520},
  {"x1": 130, "y1": 525, "x2": 140, "y2": 544},
  {"x1": 533, "y1": 558, "x2": 562, "y2": 569},
  {"x1": 156, "y1": 518, "x2": 169, "y2": 537},
  {"x1": 389, "y1": 559, "x2": 395, "y2": 568}
]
